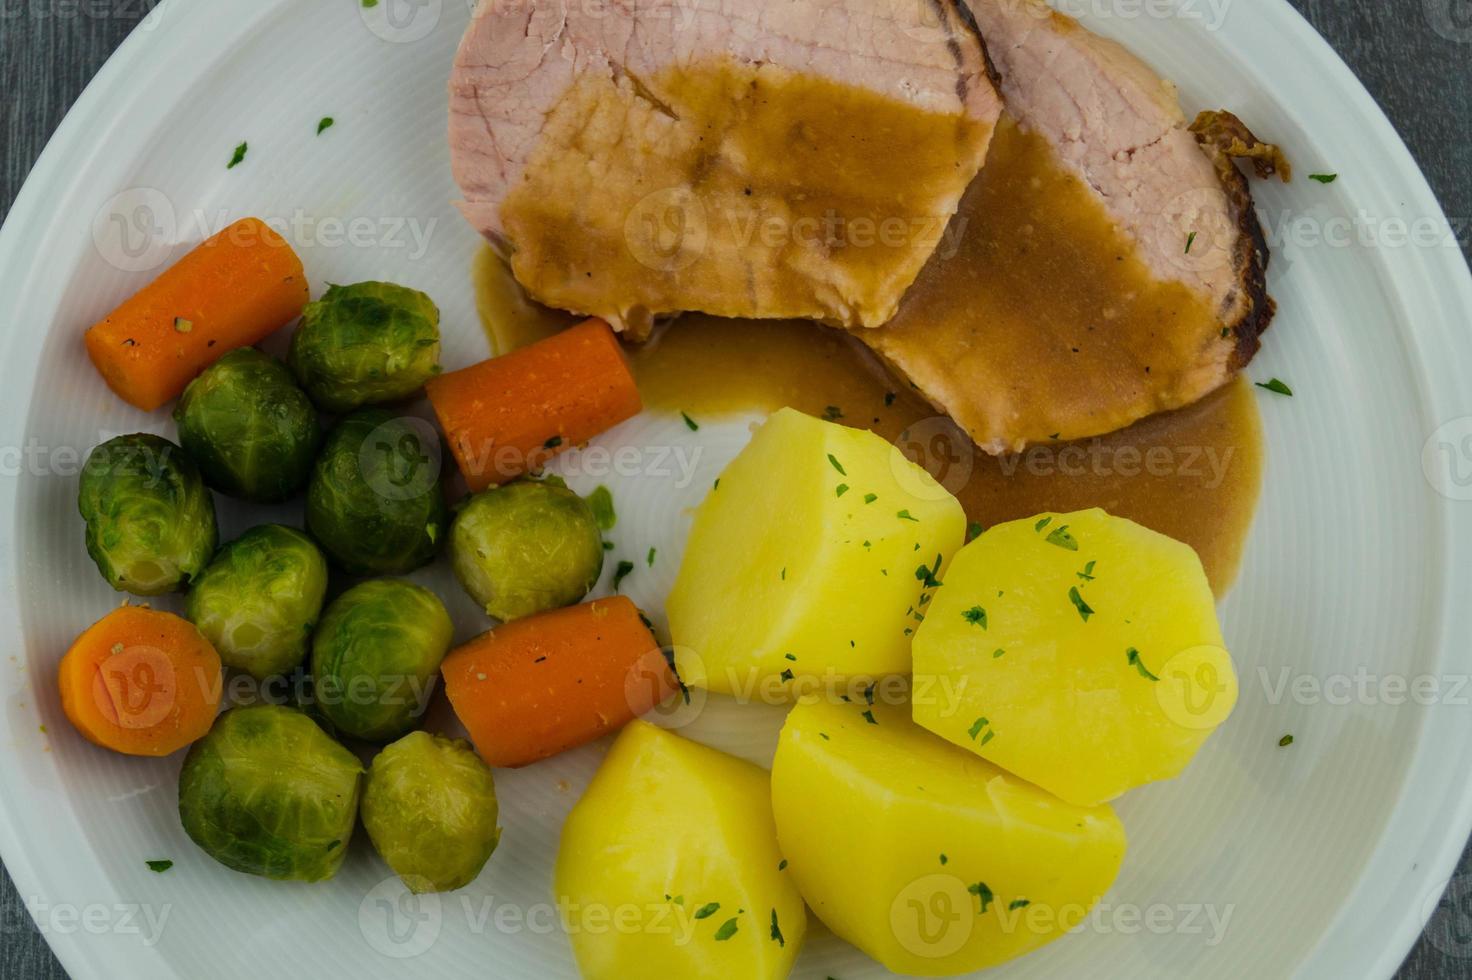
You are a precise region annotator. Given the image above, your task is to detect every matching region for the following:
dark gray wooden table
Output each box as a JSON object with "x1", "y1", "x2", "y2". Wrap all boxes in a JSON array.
[{"x1": 1, "y1": 1, "x2": 1469, "y2": 977}]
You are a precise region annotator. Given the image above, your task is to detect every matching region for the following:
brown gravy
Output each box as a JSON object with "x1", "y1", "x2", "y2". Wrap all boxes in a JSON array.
[
  {"x1": 475, "y1": 251, "x2": 1261, "y2": 595},
  {"x1": 498, "y1": 58, "x2": 992, "y2": 335}
]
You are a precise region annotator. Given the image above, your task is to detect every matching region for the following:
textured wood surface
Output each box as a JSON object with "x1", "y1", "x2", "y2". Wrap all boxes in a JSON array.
[{"x1": 0, "y1": 1, "x2": 1468, "y2": 977}]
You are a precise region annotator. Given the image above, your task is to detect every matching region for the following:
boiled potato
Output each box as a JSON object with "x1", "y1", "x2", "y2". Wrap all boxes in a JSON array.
[
  {"x1": 668, "y1": 407, "x2": 965, "y2": 695},
  {"x1": 556, "y1": 721, "x2": 806, "y2": 979},
  {"x1": 771, "y1": 700, "x2": 1125, "y2": 975},
  {"x1": 912, "y1": 508, "x2": 1237, "y2": 807}
]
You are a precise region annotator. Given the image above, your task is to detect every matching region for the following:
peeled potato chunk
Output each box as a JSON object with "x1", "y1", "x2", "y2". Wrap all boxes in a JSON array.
[
  {"x1": 771, "y1": 700, "x2": 1125, "y2": 975},
  {"x1": 556, "y1": 721, "x2": 806, "y2": 979},
  {"x1": 668, "y1": 407, "x2": 965, "y2": 696},
  {"x1": 913, "y1": 508, "x2": 1237, "y2": 807}
]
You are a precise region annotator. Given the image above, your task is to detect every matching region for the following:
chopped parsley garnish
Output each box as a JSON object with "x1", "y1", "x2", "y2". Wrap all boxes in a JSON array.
[
  {"x1": 967, "y1": 716, "x2": 989, "y2": 740},
  {"x1": 694, "y1": 902, "x2": 720, "y2": 920},
  {"x1": 1044, "y1": 524, "x2": 1078, "y2": 551},
  {"x1": 1185, "y1": 231, "x2": 1197, "y2": 254},
  {"x1": 915, "y1": 555, "x2": 943, "y2": 589},
  {"x1": 861, "y1": 709, "x2": 877, "y2": 725},
  {"x1": 962, "y1": 606, "x2": 987, "y2": 629},
  {"x1": 863, "y1": 493, "x2": 877, "y2": 504},
  {"x1": 785, "y1": 653, "x2": 797, "y2": 661},
  {"x1": 940, "y1": 853, "x2": 948, "y2": 865},
  {"x1": 863, "y1": 683, "x2": 876, "y2": 705},
  {"x1": 836, "y1": 483, "x2": 850, "y2": 497},
  {"x1": 780, "y1": 669, "x2": 794, "y2": 682},
  {"x1": 1126, "y1": 648, "x2": 1159, "y2": 681},
  {"x1": 612, "y1": 560, "x2": 635, "y2": 591},
  {"x1": 1256, "y1": 378, "x2": 1293, "y2": 396},
  {"x1": 1068, "y1": 586, "x2": 1094, "y2": 622},
  {"x1": 884, "y1": 391, "x2": 897, "y2": 406},
  {"x1": 1308, "y1": 173, "x2": 1338, "y2": 184},
  {"x1": 823, "y1": 405, "x2": 844, "y2": 421},
  {"x1": 1077, "y1": 560, "x2": 1097, "y2": 581},
  {"x1": 1279, "y1": 734, "x2": 1295, "y2": 747},
  {"x1": 317, "y1": 117, "x2": 335, "y2": 135},
  {"x1": 227, "y1": 142, "x2": 248, "y2": 169},
  {"x1": 966, "y1": 522, "x2": 984, "y2": 542},
  {"x1": 713, "y1": 478, "x2": 720, "y2": 491},
  {"x1": 896, "y1": 510, "x2": 918, "y2": 522},
  {"x1": 992, "y1": 648, "x2": 1005, "y2": 658},
  {"x1": 587, "y1": 486, "x2": 617, "y2": 530},
  {"x1": 968, "y1": 881, "x2": 994, "y2": 914},
  {"x1": 145, "y1": 859, "x2": 173, "y2": 873},
  {"x1": 827, "y1": 454, "x2": 846, "y2": 476},
  {"x1": 681, "y1": 411, "x2": 700, "y2": 431},
  {"x1": 1008, "y1": 899, "x2": 1031, "y2": 911},
  {"x1": 602, "y1": 541, "x2": 614, "y2": 551},
  {"x1": 819, "y1": 732, "x2": 830, "y2": 740},
  {"x1": 361, "y1": 0, "x2": 378, "y2": 6},
  {"x1": 713, "y1": 918, "x2": 739, "y2": 941},
  {"x1": 781, "y1": 567, "x2": 787, "y2": 581},
  {"x1": 770, "y1": 909, "x2": 785, "y2": 947},
  {"x1": 646, "y1": 547, "x2": 656, "y2": 567},
  {"x1": 778, "y1": 859, "x2": 788, "y2": 870},
  {"x1": 1034, "y1": 516, "x2": 1052, "y2": 532},
  {"x1": 543, "y1": 435, "x2": 563, "y2": 449}
]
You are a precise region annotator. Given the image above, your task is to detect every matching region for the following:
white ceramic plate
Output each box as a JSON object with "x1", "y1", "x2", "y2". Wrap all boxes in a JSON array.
[{"x1": 2, "y1": 0, "x2": 1470, "y2": 977}]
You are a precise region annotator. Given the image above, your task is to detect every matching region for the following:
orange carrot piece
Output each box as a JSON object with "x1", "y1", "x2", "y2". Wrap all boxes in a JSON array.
[
  {"x1": 441, "y1": 596, "x2": 675, "y2": 768},
  {"x1": 85, "y1": 217, "x2": 309, "y2": 411},
  {"x1": 426, "y1": 318, "x2": 642, "y2": 491},
  {"x1": 58, "y1": 606, "x2": 223, "y2": 757}
]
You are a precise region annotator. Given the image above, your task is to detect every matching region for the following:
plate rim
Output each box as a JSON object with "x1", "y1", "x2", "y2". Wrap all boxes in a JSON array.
[{"x1": 0, "y1": 0, "x2": 1469, "y2": 977}]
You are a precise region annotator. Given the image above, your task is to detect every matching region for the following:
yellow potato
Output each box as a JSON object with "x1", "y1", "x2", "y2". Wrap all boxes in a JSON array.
[
  {"x1": 556, "y1": 721, "x2": 806, "y2": 979},
  {"x1": 771, "y1": 700, "x2": 1125, "y2": 975},
  {"x1": 668, "y1": 407, "x2": 965, "y2": 696},
  {"x1": 912, "y1": 508, "x2": 1237, "y2": 807}
]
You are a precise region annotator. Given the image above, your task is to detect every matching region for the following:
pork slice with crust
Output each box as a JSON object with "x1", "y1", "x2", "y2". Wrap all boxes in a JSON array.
[
  {"x1": 449, "y1": 0, "x2": 1004, "y2": 337},
  {"x1": 861, "y1": 0, "x2": 1283, "y2": 454}
]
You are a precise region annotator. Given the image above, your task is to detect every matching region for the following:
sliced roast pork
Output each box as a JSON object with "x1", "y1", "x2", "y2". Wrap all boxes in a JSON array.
[
  {"x1": 861, "y1": 0, "x2": 1282, "y2": 453},
  {"x1": 449, "y1": 0, "x2": 1003, "y2": 337}
]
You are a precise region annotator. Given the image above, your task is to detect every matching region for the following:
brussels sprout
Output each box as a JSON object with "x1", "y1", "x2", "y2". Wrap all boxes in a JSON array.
[
  {"x1": 178, "y1": 704, "x2": 362, "y2": 882},
  {"x1": 361, "y1": 732, "x2": 501, "y2": 893},
  {"x1": 288, "y1": 281, "x2": 441, "y2": 413},
  {"x1": 78, "y1": 433, "x2": 217, "y2": 595},
  {"x1": 173, "y1": 348, "x2": 321, "y2": 502},
  {"x1": 185, "y1": 525, "x2": 329, "y2": 681},
  {"x1": 450, "y1": 481, "x2": 604, "y2": 621},
  {"x1": 306, "y1": 409, "x2": 448, "y2": 575},
  {"x1": 311, "y1": 579, "x2": 453, "y2": 742}
]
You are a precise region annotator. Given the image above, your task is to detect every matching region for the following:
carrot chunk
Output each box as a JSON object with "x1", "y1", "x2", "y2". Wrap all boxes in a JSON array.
[
  {"x1": 85, "y1": 217, "x2": 309, "y2": 411},
  {"x1": 441, "y1": 596, "x2": 675, "y2": 768},
  {"x1": 426, "y1": 318, "x2": 642, "y2": 491},
  {"x1": 57, "y1": 606, "x2": 223, "y2": 757}
]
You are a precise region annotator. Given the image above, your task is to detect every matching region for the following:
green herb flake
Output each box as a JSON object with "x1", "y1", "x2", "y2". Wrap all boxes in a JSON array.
[
  {"x1": 979, "y1": 729, "x2": 995, "y2": 746},
  {"x1": 612, "y1": 560, "x2": 635, "y2": 591},
  {"x1": 770, "y1": 909, "x2": 785, "y2": 947},
  {"x1": 1008, "y1": 899, "x2": 1031, "y2": 911},
  {"x1": 543, "y1": 435, "x2": 563, "y2": 449},
  {"x1": 1185, "y1": 231, "x2": 1197, "y2": 254},
  {"x1": 226, "y1": 142, "x2": 248, "y2": 169},
  {"x1": 939, "y1": 853, "x2": 948, "y2": 865},
  {"x1": 1045, "y1": 524, "x2": 1079, "y2": 551},
  {"x1": 863, "y1": 682, "x2": 877, "y2": 705},
  {"x1": 1308, "y1": 173, "x2": 1338, "y2": 184},
  {"x1": 1068, "y1": 586, "x2": 1094, "y2": 622},
  {"x1": 967, "y1": 716, "x2": 989, "y2": 741},
  {"x1": 915, "y1": 556, "x2": 943, "y2": 589},
  {"x1": 864, "y1": 493, "x2": 878, "y2": 504},
  {"x1": 680, "y1": 411, "x2": 700, "y2": 431},
  {"x1": 819, "y1": 732, "x2": 830, "y2": 741},
  {"x1": 778, "y1": 859, "x2": 788, "y2": 871},
  {"x1": 1256, "y1": 378, "x2": 1293, "y2": 397},
  {"x1": 785, "y1": 653, "x2": 797, "y2": 661},
  {"x1": 992, "y1": 648, "x2": 1005, "y2": 658},
  {"x1": 587, "y1": 486, "x2": 617, "y2": 531},
  {"x1": 861, "y1": 709, "x2": 877, "y2": 725},
  {"x1": 823, "y1": 405, "x2": 844, "y2": 421},
  {"x1": 694, "y1": 902, "x2": 720, "y2": 920},
  {"x1": 780, "y1": 669, "x2": 794, "y2": 682},
  {"x1": 713, "y1": 917, "x2": 740, "y2": 941},
  {"x1": 1077, "y1": 560, "x2": 1097, "y2": 581},
  {"x1": 316, "y1": 117, "x2": 335, "y2": 135},
  {"x1": 646, "y1": 547, "x2": 657, "y2": 567},
  {"x1": 1126, "y1": 648, "x2": 1159, "y2": 681},
  {"x1": 1279, "y1": 734, "x2": 1295, "y2": 747},
  {"x1": 361, "y1": 0, "x2": 378, "y2": 6},
  {"x1": 884, "y1": 391, "x2": 897, "y2": 406},
  {"x1": 836, "y1": 483, "x2": 850, "y2": 497},
  {"x1": 968, "y1": 881, "x2": 994, "y2": 914},
  {"x1": 1034, "y1": 516, "x2": 1052, "y2": 532},
  {"x1": 602, "y1": 541, "x2": 614, "y2": 551},
  {"x1": 897, "y1": 509, "x2": 919, "y2": 522},
  {"x1": 962, "y1": 606, "x2": 987, "y2": 629},
  {"x1": 966, "y1": 522, "x2": 984, "y2": 543},
  {"x1": 827, "y1": 454, "x2": 847, "y2": 476},
  {"x1": 146, "y1": 859, "x2": 173, "y2": 873}
]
